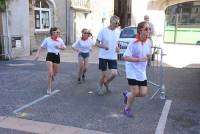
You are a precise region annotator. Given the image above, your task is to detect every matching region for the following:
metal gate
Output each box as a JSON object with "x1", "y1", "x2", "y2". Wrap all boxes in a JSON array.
[{"x1": 147, "y1": 46, "x2": 166, "y2": 99}]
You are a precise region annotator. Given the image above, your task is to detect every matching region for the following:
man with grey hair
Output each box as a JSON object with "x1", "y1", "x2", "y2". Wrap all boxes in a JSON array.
[
  {"x1": 95, "y1": 15, "x2": 120, "y2": 95},
  {"x1": 144, "y1": 15, "x2": 155, "y2": 38}
]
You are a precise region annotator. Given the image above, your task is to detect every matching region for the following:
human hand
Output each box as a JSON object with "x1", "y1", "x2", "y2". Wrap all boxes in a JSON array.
[
  {"x1": 55, "y1": 44, "x2": 61, "y2": 49},
  {"x1": 104, "y1": 45, "x2": 109, "y2": 50},
  {"x1": 138, "y1": 56, "x2": 148, "y2": 62},
  {"x1": 115, "y1": 46, "x2": 120, "y2": 53}
]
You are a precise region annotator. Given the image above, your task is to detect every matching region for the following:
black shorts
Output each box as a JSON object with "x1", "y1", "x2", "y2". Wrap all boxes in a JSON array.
[
  {"x1": 99, "y1": 58, "x2": 117, "y2": 71},
  {"x1": 127, "y1": 79, "x2": 147, "y2": 86},
  {"x1": 78, "y1": 52, "x2": 90, "y2": 59},
  {"x1": 46, "y1": 52, "x2": 60, "y2": 64}
]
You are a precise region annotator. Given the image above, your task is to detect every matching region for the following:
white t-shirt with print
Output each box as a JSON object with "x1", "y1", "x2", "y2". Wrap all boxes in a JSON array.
[
  {"x1": 96, "y1": 27, "x2": 119, "y2": 60},
  {"x1": 41, "y1": 37, "x2": 66, "y2": 54},
  {"x1": 72, "y1": 39, "x2": 95, "y2": 53},
  {"x1": 123, "y1": 38, "x2": 151, "y2": 81}
]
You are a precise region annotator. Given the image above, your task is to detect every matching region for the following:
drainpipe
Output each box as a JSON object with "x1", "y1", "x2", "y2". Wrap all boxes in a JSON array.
[
  {"x1": 65, "y1": 0, "x2": 68, "y2": 46},
  {"x1": 5, "y1": 0, "x2": 11, "y2": 59}
]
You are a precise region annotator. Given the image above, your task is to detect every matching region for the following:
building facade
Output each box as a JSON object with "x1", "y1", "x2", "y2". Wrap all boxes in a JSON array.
[
  {"x1": 1, "y1": 0, "x2": 198, "y2": 59},
  {"x1": 0, "y1": 0, "x2": 114, "y2": 59}
]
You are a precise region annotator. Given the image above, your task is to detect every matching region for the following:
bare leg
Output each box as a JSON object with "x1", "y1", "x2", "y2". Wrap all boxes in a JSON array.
[
  {"x1": 139, "y1": 86, "x2": 148, "y2": 97},
  {"x1": 82, "y1": 58, "x2": 89, "y2": 80},
  {"x1": 52, "y1": 63, "x2": 60, "y2": 78},
  {"x1": 104, "y1": 69, "x2": 118, "y2": 91},
  {"x1": 125, "y1": 85, "x2": 140, "y2": 110},
  {"x1": 99, "y1": 71, "x2": 107, "y2": 88},
  {"x1": 78, "y1": 57, "x2": 84, "y2": 81},
  {"x1": 46, "y1": 61, "x2": 53, "y2": 93}
]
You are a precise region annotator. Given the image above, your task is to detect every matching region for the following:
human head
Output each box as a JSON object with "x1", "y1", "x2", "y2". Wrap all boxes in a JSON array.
[
  {"x1": 137, "y1": 21, "x2": 150, "y2": 40},
  {"x1": 81, "y1": 28, "x2": 89, "y2": 34},
  {"x1": 50, "y1": 27, "x2": 60, "y2": 36},
  {"x1": 81, "y1": 28, "x2": 89, "y2": 40},
  {"x1": 144, "y1": 15, "x2": 150, "y2": 22},
  {"x1": 109, "y1": 15, "x2": 120, "y2": 30}
]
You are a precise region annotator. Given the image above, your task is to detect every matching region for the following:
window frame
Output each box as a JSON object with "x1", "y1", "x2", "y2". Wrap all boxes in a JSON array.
[{"x1": 34, "y1": 1, "x2": 51, "y2": 32}]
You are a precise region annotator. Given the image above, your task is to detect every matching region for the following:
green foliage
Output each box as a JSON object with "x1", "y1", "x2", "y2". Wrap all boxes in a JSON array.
[{"x1": 0, "y1": 0, "x2": 6, "y2": 12}]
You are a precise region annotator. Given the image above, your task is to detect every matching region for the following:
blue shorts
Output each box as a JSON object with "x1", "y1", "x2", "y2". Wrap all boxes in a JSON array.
[
  {"x1": 46, "y1": 52, "x2": 60, "y2": 64},
  {"x1": 127, "y1": 79, "x2": 147, "y2": 86},
  {"x1": 99, "y1": 58, "x2": 117, "y2": 71},
  {"x1": 78, "y1": 52, "x2": 90, "y2": 59}
]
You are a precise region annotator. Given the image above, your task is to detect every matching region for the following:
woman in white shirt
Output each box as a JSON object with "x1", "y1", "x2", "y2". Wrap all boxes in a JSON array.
[
  {"x1": 34, "y1": 27, "x2": 66, "y2": 94},
  {"x1": 72, "y1": 28, "x2": 95, "y2": 83},
  {"x1": 122, "y1": 21, "x2": 152, "y2": 117}
]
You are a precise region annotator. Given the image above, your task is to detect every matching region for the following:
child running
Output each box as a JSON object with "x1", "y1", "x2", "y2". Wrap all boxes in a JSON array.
[
  {"x1": 72, "y1": 28, "x2": 95, "y2": 83},
  {"x1": 34, "y1": 27, "x2": 66, "y2": 94},
  {"x1": 122, "y1": 21, "x2": 152, "y2": 117}
]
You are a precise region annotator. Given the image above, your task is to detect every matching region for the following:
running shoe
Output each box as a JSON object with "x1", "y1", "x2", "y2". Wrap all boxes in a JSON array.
[
  {"x1": 104, "y1": 82, "x2": 111, "y2": 94},
  {"x1": 82, "y1": 74, "x2": 85, "y2": 81},
  {"x1": 47, "y1": 89, "x2": 52, "y2": 95},
  {"x1": 78, "y1": 78, "x2": 81, "y2": 84},
  {"x1": 123, "y1": 108, "x2": 133, "y2": 118}
]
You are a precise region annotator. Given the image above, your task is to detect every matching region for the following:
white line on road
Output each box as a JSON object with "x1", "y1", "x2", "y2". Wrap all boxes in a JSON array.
[
  {"x1": 155, "y1": 99, "x2": 172, "y2": 134},
  {"x1": 13, "y1": 90, "x2": 60, "y2": 114}
]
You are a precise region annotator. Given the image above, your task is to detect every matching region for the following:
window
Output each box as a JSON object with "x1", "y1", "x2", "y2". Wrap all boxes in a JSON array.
[
  {"x1": 195, "y1": 8, "x2": 199, "y2": 13},
  {"x1": 34, "y1": 0, "x2": 51, "y2": 31}
]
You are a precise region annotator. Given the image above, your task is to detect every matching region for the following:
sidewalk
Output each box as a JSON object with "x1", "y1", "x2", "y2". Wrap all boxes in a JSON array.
[
  {"x1": 18, "y1": 44, "x2": 200, "y2": 68},
  {"x1": 18, "y1": 45, "x2": 99, "y2": 63},
  {"x1": 0, "y1": 116, "x2": 110, "y2": 134}
]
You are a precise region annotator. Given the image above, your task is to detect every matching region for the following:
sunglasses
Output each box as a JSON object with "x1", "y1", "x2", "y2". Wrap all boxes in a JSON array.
[
  {"x1": 83, "y1": 32, "x2": 89, "y2": 34},
  {"x1": 114, "y1": 22, "x2": 120, "y2": 25},
  {"x1": 53, "y1": 31, "x2": 60, "y2": 34},
  {"x1": 144, "y1": 27, "x2": 151, "y2": 31}
]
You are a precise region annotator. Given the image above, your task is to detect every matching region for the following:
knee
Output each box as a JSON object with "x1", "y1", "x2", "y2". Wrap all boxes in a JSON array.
[
  {"x1": 48, "y1": 72, "x2": 53, "y2": 77},
  {"x1": 111, "y1": 70, "x2": 118, "y2": 77},
  {"x1": 139, "y1": 91, "x2": 148, "y2": 97}
]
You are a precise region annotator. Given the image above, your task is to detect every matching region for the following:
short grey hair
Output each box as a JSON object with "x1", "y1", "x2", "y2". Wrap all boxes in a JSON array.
[{"x1": 110, "y1": 15, "x2": 120, "y2": 23}]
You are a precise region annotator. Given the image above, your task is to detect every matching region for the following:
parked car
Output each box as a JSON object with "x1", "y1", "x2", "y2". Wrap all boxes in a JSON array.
[
  {"x1": 118, "y1": 26, "x2": 137, "y2": 60},
  {"x1": 196, "y1": 40, "x2": 200, "y2": 45}
]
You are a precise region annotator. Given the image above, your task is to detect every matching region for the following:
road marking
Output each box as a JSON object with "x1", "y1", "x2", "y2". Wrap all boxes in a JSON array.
[
  {"x1": 155, "y1": 99, "x2": 172, "y2": 134},
  {"x1": 7, "y1": 63, "x2": 35, "y2": 66},
  {"x1": 0, "y1": 116, "x2": 110, "y2": 134},
  {"x1": 13, "y1": 90, "x2": 60, "y2": 114}
]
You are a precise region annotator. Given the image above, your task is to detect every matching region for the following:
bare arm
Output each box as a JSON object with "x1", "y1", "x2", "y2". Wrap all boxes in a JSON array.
[
  {"x1": 95, "y1": 40, "x2": 109, "y2": 50},
  {"x1": 123, "y1": 55, "x2": 148, "y2": 62},
  {"x1": 34, "y1": 47, "x2": 45, "y2": 61},
  {"x1": 71, "y1": 45, "x2": 80, "y2": 53}
]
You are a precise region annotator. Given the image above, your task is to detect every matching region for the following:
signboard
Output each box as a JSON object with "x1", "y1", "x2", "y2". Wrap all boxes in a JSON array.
[
  {"x1": 71, "y1": 0, "x2": 90, "y2": 9},
  {"x1": 16, "y1": 40, "x2": 22, "y2": 48}
]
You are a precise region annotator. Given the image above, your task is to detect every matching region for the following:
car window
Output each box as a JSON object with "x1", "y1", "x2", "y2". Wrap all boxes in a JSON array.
[{"x1": 120, "y1": 27, "x2": 137, "y2": 38}]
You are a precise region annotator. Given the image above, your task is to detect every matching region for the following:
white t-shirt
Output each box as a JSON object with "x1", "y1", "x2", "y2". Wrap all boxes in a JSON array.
[
  {"x1": 72, "y1": 39, "x2": 95, "y2": 53},
  {"x1": 41, "y1": 37, "x2": 66, "y2": 54},
  {"x1": 123, "y1": 38, "x2": 151, "y2": 81},
  {"x1": 96, "y1": 27, "x2": 119, "y2": 60}
]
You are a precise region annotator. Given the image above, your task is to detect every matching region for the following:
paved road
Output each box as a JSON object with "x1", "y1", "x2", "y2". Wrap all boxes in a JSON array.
[{"x1": 0, "y1": 45, "x2": 199, "y2": 134}]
